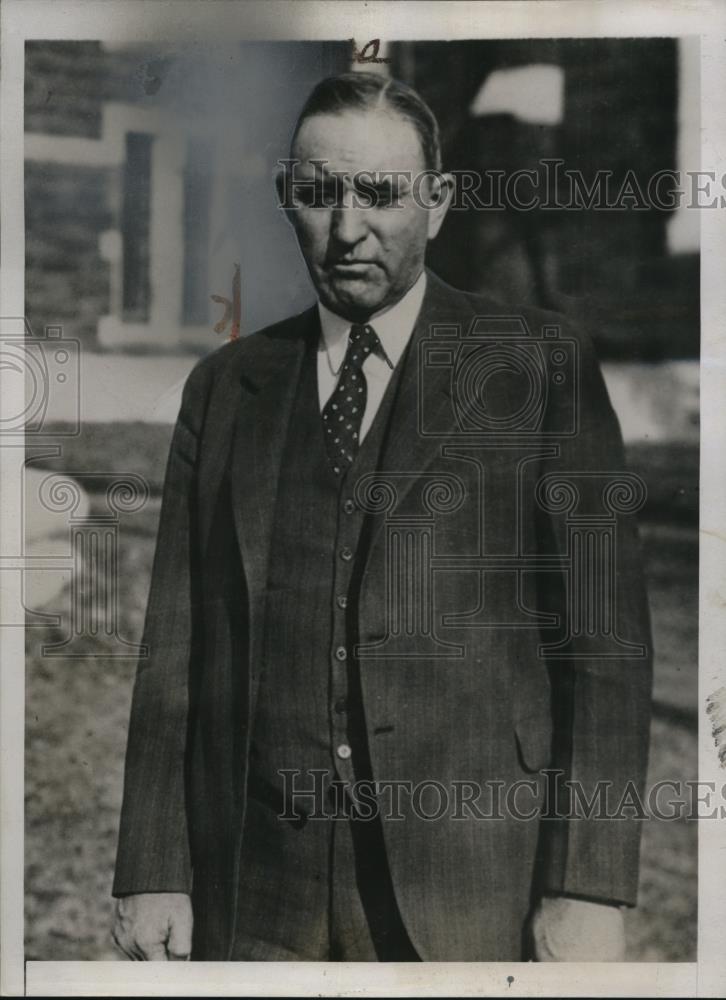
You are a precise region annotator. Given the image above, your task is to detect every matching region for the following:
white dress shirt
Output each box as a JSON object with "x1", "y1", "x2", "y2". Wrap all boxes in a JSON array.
[{"x1": 317, "y1": 270, "x2": 427, "y2": 443}]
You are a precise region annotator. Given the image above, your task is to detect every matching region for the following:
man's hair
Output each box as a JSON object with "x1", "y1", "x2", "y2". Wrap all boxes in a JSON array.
[{"x1": 291, "y1": 72, "x2": 442, "y2": 172}]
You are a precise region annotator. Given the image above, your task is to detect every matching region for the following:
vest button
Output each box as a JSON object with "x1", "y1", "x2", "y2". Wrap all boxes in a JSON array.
[
  {"x1": 336, "y1": 743, "x2": 352, "y2": 760},
  {"x1": 334, "y1": 698, "x2": 347, "y2": 714},
  {"x1": 336, "y1": 594, "x2": 348, "y2": 610},
  {"x1": 343, "y1": 499, "x2": 355, "y2": 514},
  {"x1": 340, "y1": 546, "x2": 353, "y2": 561},
  {"x1": 335, "y1": 646, "x2": 347, "y2": 661}
]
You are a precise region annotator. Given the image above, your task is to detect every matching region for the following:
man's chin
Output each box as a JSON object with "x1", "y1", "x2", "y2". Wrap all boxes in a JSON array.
[{"x1": 321, "y1": 278, "x2": 388, "y2": 319}]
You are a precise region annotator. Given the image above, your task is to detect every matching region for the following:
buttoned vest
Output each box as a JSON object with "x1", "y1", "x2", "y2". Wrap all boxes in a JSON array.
[{"x1": 245, "y1": 327, "x2": 407, "y2": 820}]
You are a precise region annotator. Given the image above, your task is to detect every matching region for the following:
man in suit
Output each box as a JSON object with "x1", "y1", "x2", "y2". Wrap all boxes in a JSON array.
[{"x1": 112, "y1": 72, "x2": 652, "y2": 962}]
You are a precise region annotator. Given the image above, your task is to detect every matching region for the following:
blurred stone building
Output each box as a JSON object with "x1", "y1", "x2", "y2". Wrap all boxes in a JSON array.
[
  {"x1": 392, "y1": 38, "x2": 698, "y2": 361},
  {"x1": 25, "y1": 40, "x2": 349, "y2": 352}
]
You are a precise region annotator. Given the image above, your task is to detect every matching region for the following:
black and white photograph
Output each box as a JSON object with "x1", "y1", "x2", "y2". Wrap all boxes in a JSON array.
[{"x1": 1, "y1": 0, "x2": 724, "y2": 996}]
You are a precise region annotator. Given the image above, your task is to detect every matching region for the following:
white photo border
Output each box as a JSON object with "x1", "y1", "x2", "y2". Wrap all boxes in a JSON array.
[{"x1": 2, "y1": 1, "x2": 724, "y2": 996}]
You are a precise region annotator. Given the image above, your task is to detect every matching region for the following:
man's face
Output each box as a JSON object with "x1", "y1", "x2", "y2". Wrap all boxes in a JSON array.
[{"x1": 283, "y1": 108, "x2": 448, "y2": 321}]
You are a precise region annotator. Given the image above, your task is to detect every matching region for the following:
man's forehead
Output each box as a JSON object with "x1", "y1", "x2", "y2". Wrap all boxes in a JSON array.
[{"x1": 292, "y1": 108, "x2": 426, "y2": 174}]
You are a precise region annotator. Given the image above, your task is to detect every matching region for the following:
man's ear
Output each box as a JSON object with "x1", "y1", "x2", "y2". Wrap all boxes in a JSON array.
[
  {"x1": 275, "y1": 170, "x2": 296, "y2": 225},
  {"x1": 425, "y1": 171, "x2": 454, "y2": 241}
]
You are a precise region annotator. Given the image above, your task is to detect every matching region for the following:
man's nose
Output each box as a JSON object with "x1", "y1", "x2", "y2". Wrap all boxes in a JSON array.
[{"x1": 330, "y1": 201, "x2": 368, "y2": 247}]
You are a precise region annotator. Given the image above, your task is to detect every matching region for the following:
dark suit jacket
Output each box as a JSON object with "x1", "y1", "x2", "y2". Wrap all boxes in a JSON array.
[{"x1": 113, "y1": 270, "x2": 653, "y2": 960}]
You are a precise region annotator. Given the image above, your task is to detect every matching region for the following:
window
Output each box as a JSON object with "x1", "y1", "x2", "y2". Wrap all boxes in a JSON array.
[
  {"x1": 121, "y1": 132, "x2": 153, "y2": 322},
  {"x1": 182, "y1": 137, "x2": 212, "y2": 326}
]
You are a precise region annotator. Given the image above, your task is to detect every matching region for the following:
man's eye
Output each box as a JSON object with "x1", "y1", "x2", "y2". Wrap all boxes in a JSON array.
[
  {"x1": 295, "y1": 184, "x2": 341, "y2": 207},
  {"x1": 294, "y1": 186, "x2": 322, "y2": 207},
  {"x1": 367, "y1": 186, "x2": 404, "y2": 208},
  {"x1": 375, "y1": 189, "x2": 397, "y2": 207}
]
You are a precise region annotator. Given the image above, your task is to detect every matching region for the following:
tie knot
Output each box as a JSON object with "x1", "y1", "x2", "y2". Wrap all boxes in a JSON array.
[{"x1": 346, "y1": 323, "x2": 382, "y2": 370}]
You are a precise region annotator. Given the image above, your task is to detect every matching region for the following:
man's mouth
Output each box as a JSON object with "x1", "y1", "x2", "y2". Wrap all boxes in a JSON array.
[{"x1": 329, "y1": 260, "x2": 380, "y2": 276}]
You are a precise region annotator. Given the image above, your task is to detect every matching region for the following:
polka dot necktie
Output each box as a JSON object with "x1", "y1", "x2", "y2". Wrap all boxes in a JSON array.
[{"x1": 322, "y1": 323, "x2": 384, "y2": 474}]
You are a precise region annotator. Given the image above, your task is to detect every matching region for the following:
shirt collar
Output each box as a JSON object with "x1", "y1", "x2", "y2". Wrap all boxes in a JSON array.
[{"x1": 317, "y1": 270, "x2": 427, "y2": 375}]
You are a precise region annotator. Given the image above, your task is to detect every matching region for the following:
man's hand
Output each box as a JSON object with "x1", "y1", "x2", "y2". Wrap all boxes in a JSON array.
[
  {"x1": 531, "y1": 896, "x2": 626, "y2": 961},
  {"x1": 112, "y1": 893, "x2": 193, "y2": 961}
]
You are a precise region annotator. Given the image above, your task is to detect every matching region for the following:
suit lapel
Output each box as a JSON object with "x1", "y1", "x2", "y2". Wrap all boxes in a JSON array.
[
  {"x1": 228, "y1": 313, "x2": 314, "y2": 601},
  {"x1": 365, "y1": 272, "x2": 479, "y2": 550},
  {"x1": 225, "y1": 310, "x2": 314, "y2": 713},
  {"x1": 197, "y1": 308, "x2": 314, "y2": 588}
]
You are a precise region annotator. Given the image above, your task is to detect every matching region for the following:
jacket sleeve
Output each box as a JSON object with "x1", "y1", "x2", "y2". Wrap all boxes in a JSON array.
[
  {"x1": 534, "y1": 318, "x2": 654, "y2": 907},
  {"x1": 112, "y1": 360, "x2": 212, "y2": 896}
]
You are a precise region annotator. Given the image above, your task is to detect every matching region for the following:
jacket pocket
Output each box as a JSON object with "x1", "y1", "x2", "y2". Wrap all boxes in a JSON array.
[{"x1": 514, "y1": 713, "x2": 554, "y2": 773}]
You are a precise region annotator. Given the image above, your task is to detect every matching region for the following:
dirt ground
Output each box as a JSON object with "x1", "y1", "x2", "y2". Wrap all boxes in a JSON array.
[{"x1": 25, "y1": 494, "x2": 698, "y2": 962}]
